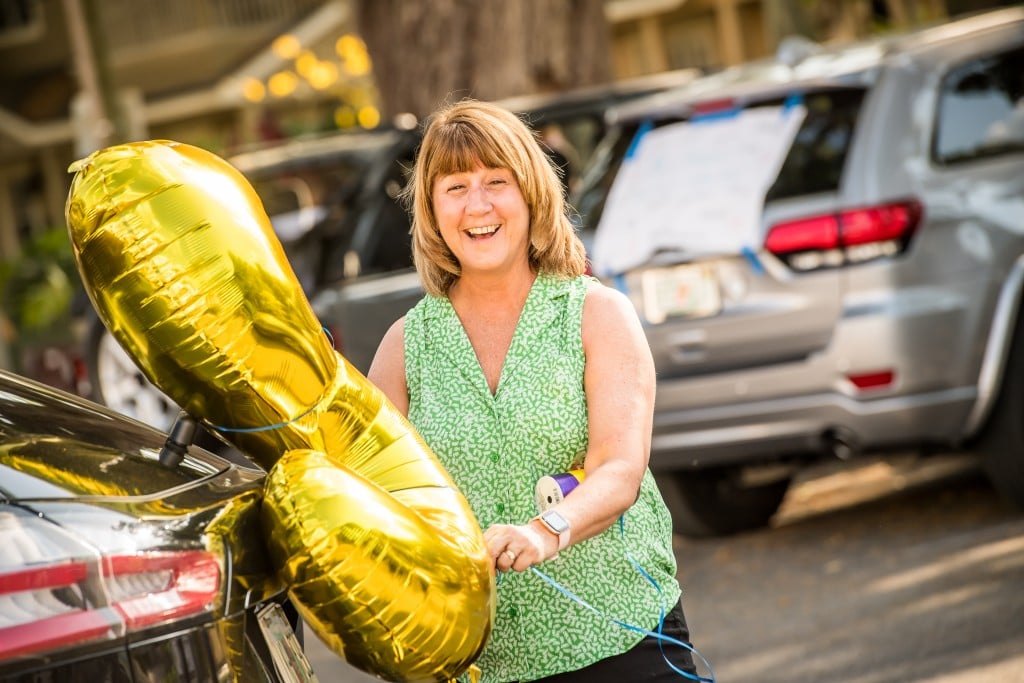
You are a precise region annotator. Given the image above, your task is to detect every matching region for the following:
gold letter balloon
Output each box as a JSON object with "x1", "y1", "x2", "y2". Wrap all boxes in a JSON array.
[{"x1": 64, "y1": 140, "x2": 495, "y2": 682}]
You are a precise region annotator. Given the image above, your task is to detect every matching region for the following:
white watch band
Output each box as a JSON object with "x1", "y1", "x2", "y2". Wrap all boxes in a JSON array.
[{"x1": 535, "y1": 511, "x2": 571, "y2": 551}]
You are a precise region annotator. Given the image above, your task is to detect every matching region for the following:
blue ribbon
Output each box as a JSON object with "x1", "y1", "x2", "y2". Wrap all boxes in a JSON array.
[
  {"x1": 208, "y1": 326, "x2": 333, "y2": 434},
  {"x1": 513, "y1": 515, "x2": 716, "y2": 681}
]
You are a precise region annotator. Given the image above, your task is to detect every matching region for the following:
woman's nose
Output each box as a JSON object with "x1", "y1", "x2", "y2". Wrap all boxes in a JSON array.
[{"x1": 466, "y1": 184, "x2": 491, "y2": 213}]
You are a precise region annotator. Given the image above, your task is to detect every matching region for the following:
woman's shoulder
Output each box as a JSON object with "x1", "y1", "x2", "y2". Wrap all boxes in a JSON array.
[
  {"x1": 580, "y1": 277, "x2": 647, "y2": 347},
  {"x1": 582, "y1": 277, "x2": 634, "y2": 316},
  {"x1": 537, "y1": 272, "x2": 635, "y2": 322}
]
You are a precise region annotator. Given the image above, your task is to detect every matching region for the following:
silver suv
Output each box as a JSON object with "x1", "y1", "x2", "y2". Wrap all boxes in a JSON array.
[{"x1": 578, "y1": 7, "x2": 1024, "y2": 536}]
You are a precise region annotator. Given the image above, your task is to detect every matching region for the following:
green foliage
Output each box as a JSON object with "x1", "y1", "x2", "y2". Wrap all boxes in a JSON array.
[{"x1": 0, "y1": 227, "x2": 82, "y2": 342}]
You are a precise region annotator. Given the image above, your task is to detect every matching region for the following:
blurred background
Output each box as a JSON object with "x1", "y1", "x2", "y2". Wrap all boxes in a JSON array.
[{"x1": 0, "y1": 0, "x2": 1015, "y2": 392}]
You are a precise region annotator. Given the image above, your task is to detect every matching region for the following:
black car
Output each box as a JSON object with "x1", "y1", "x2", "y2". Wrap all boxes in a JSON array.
[{"x1": 0, "y1": 369, "x2": 313, "y2": 682}]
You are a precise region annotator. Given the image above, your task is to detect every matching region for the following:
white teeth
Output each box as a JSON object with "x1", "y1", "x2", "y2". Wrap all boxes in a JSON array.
[{"x1": 467, "y1": 225, "x2": 499, "y2": 236}]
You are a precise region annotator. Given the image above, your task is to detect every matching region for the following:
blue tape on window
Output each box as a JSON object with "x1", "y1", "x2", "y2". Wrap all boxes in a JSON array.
[
  {"x1": 613, "y1": 273, "x2": 628, "y2": 293},
  {"x1": 625, "y1": 119, "x2": 654, "y2": 159},
  {"x1": 741, "y1": 246, "x2": 764, "y2": 275},
  {"x1": 782, "y1": 92, "x2": 804, "y2": 112}
]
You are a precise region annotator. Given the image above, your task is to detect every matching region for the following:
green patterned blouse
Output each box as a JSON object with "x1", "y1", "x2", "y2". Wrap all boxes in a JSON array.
[{"x1": 404, "y1": 272, "x2": 681, "y2": 683}]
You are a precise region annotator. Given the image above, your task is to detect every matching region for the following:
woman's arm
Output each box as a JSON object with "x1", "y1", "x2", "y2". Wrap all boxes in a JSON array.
[
  {"x1": 488, "y1": 280, "x2": 656, "y2": 571},
  {"x1": 552, "y1": 280, "x2": 655, "y2": 539},
  {"x1": 367, "y1": 316, "x2": 410, "y2": 416}
]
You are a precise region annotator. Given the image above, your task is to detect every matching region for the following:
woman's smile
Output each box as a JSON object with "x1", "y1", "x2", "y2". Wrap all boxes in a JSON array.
[{"x1": 467, "y1": 224, "x2": 501, "y2": 238}]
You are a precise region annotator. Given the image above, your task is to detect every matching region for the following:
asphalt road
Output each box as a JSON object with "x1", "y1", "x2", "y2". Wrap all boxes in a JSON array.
[{"x1": 301, "y1": 452, "x2": 1024, "y2": 682}]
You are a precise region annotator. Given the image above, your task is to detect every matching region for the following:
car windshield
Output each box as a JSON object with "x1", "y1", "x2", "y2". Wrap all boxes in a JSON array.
[
  {"x1": 229, "y1": 131, "x2": 401, "y2": 243},
  {"x1": 579, "y1": 88, "x2": 866, "y2": 275}
]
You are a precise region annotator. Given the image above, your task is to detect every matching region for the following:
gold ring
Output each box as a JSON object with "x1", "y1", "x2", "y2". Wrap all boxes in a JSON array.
[{"x1": 504, "y1": 550, "x2": 516, "y2": 562}]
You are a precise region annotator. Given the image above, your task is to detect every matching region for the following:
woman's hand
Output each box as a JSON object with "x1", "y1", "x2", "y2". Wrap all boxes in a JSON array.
[{"x1": 484, "y1": 520, "x2": 560, "y2": 572}]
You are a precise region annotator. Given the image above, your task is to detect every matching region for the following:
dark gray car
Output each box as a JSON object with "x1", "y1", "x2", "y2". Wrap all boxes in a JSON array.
[{"x1": 576, "y1": 7, "x2": 1024, "y2": 536}]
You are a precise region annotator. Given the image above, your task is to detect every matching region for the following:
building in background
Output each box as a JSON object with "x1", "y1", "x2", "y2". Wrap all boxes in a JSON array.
[
  {"x1": 0, "y1": 0, "x2": 364, "y2": 374},
  {"x1": 606, "y1": 0, "x2": 1015, "y2": 75}
]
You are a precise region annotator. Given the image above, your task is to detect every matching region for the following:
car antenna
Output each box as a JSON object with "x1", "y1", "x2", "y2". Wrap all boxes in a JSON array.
[{"x1": 158, "y1": 410, "x2": 199, "y2": 468}]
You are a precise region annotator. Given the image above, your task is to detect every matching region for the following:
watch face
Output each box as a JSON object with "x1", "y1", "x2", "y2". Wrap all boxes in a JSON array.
[{"x1": 541, "y1": 510, "x2": 570, "y2": 534}]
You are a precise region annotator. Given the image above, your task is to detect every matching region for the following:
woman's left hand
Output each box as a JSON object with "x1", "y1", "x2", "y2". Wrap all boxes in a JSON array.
[{"x1": 484, "y1": 521, "x2": 559, "y2": 572}]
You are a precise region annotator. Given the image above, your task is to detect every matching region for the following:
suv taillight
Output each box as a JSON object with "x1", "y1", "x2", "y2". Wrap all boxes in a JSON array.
[
  {"x1": 0, "y1": 550, "x2": 220, "y2": 659},
  {"x1": 765, "y1": 199, "x2": 922, "y2": 271}
]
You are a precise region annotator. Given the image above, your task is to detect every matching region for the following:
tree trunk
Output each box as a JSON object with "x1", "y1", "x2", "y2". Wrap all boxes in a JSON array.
[
  {"x1": 354, "y1": 0, "x2": 612, "y2": 119},
  {"x1": 762, "y1": 0, "x2": 818, "y2": 46}
]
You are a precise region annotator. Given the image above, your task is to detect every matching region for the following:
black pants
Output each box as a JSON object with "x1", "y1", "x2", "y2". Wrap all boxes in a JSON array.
[{"x1": 527, "y1": 599, "x2": 699, "y2": 682}]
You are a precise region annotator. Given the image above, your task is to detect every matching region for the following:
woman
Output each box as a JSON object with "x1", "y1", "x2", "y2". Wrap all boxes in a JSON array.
[{"x1": 368, "y1": 99, "x2": 701, "y2": 682}]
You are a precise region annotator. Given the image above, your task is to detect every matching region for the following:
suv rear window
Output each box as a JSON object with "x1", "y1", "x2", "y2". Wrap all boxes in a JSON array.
[
  {"x1": 579, "y1": 88, "x2": 866, "y2": 274},
  {"x1": 765, "y1": 89, "x2": 866, "y2": 201},
  {"x1": 578, "y1": 88, "x2": 866, "y2": 234},
  {"x1": 933, "y1": 45, "x2": 1024, "y2": 165}
]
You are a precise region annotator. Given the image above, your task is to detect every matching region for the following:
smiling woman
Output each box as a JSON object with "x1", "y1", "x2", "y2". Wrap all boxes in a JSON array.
[{"x1": 368, "y1": 100, "x2": 709, "y2": 683}]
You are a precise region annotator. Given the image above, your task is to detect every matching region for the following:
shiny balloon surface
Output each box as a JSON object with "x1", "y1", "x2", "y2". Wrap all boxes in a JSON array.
[{"x1": 65, "y1": 140, "x2": 495, "y2": 682}]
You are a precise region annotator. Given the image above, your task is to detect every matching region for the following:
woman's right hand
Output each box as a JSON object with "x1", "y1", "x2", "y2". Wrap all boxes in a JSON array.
[{"x1": 484, "y1": 521, "x2": 559, "y2": 572}]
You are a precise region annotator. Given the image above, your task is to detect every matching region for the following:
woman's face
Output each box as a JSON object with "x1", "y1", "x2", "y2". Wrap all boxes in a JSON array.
[{"x1": 432, "y1": 163, "x2": 530, "y2": 278}]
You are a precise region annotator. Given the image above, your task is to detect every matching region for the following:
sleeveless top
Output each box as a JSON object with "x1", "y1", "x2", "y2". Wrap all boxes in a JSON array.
[{"x1": 404, "y1": 272, "x2": 681, "y2": 683}]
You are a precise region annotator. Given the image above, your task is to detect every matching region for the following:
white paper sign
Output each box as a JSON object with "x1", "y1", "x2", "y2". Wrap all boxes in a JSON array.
[{"x1": 591, "y1": 104, "x2": 807, "y2": 275}]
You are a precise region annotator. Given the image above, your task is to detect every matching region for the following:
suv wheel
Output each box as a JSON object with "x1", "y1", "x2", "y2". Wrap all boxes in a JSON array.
[
  {"x1": 86, "y1": 317, "x2": 179, "y2": 431},
  {"x1": 976, "y1": 311, "x2": 1024, "y2": 508},
  {"x1": 656, "y1": 466, "x2": 791, "y2": 537}
]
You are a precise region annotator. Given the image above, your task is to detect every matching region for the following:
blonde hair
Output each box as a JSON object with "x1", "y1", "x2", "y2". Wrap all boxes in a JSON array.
[{"x1": 406, "y1": 99, "x2": 587, "y2": 296}]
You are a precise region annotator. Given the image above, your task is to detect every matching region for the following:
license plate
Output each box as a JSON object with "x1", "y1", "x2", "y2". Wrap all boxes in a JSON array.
[
  {"x1": 641, "y1": 263, "x2": 721, "y2": 324},
  {"x1": 256, "y1": 602, "x2": 319, "y2": 683}
]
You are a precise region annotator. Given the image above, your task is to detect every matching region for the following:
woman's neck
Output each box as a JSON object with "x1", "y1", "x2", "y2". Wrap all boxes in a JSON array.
[
  {"x1": 450, "y1": 265, "x2": 537, "y2": 313},
  {"x1": 448, "y1": 266, "x2": 539, "y2": 395}
]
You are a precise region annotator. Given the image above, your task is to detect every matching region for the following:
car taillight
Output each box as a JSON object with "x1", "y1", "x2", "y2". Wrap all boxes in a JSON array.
[
  {"x1": 765, "y1": 199, "x2": 922, "y2": 271},
  {"x1": 0, "y1": 550, "x2": 220, "y2": 659},
  {"x1": 846, "y1": 370, "x2": 895, "y2": 391}
]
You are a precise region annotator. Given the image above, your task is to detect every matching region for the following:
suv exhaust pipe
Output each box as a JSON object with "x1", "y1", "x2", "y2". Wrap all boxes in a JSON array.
[{"x1": 823, "y1": 429, "x2": 859, "y2": 461}]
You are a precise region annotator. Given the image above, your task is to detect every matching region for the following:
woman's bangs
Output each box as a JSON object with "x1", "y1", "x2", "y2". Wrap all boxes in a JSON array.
[{"x1": 433, "y1": 123, "x2": 509, "y2": 177}]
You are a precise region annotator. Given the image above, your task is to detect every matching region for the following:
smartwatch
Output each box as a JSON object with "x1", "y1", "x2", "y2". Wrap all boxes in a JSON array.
[{"x1": 535, "y1": 509, "x2": 571, "y2": 551}]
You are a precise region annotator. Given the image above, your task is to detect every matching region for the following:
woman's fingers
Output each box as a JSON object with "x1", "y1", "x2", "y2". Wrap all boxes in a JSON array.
[{"x1": 485, "y1": 523, "x2": 551, "y2": 571}]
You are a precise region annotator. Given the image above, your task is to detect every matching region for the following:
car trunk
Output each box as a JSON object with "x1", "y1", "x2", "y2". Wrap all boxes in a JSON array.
[{"x1": 588, "y1": 88, "x2": 870, "y2": 383}]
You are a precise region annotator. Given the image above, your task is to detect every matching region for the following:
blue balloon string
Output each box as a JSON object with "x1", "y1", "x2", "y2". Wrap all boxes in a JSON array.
[
  {"x1": 322, "y1": 325, "x2": 336, "y2": 349},
  {"x1": 208, "y1": 401, "x2": 319, "y2": 434},
  {"x1": 502, "y1": 514, "x2": 715, "y2": 682}
]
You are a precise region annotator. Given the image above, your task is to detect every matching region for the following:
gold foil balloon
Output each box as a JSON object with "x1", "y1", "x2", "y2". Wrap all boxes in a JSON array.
[{"x1": 65, "y1": 140, "x2": 495, "y2": 682}]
